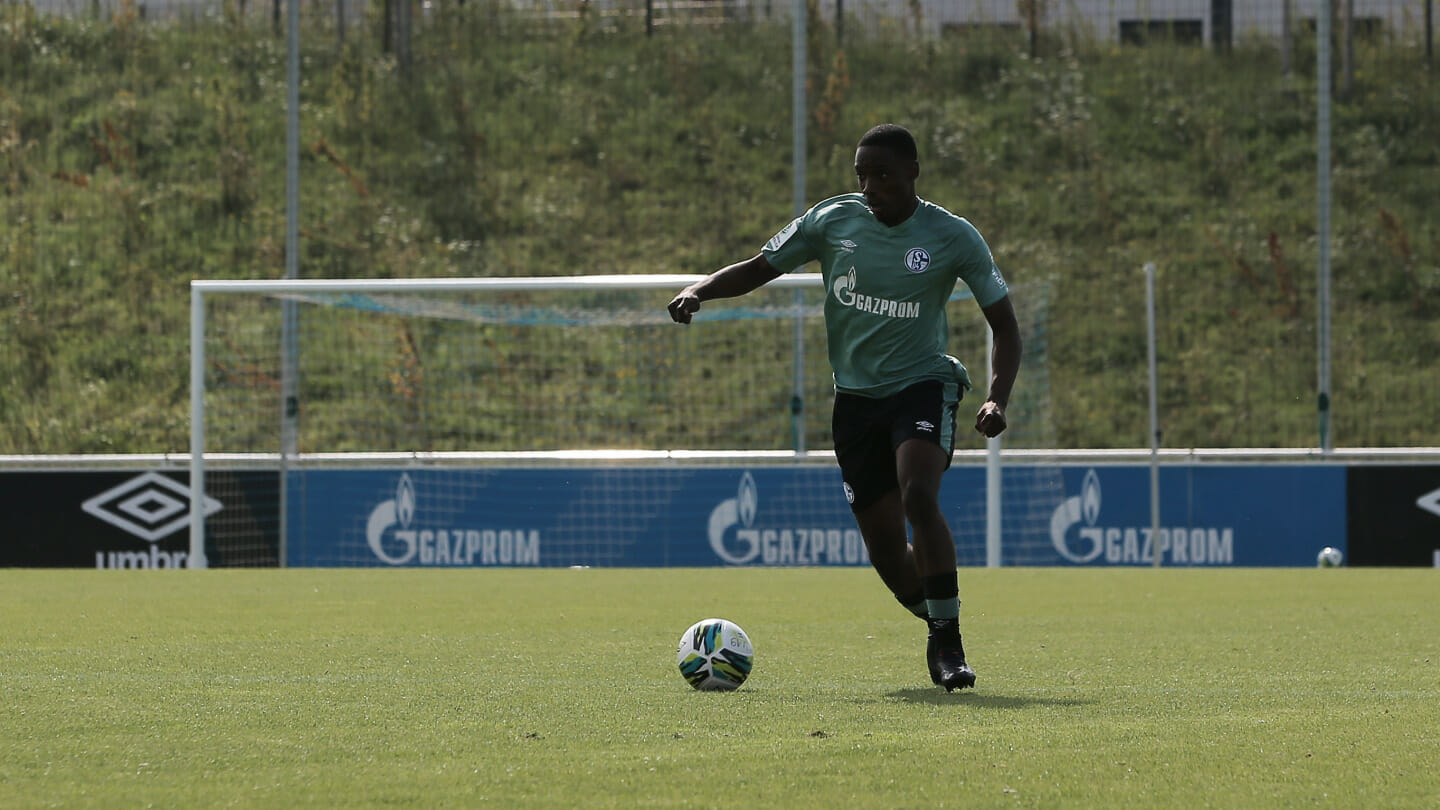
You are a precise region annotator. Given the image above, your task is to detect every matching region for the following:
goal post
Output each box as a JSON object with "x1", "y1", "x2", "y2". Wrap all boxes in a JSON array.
[{"x1": 189, "y1": 274, "x2": 1051, "y2": 568}]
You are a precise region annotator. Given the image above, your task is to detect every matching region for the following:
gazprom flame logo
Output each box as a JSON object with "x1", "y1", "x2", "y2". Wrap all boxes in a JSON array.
[
  {"x1": 367, "y1": 473, "x2": 418, "y2": 564},
  {"x1": 708, "y1": 472, "x2": 760, "y2": 564},
  {"x1": 1050, "y1": 469, "x2": 1104, "y2": 563},
  {"x1": 397, "y1": 474, "x2": 416, "y2": 526},
  {"x1": 831, "y1": 267, "x2": 858, "y2": 306},
  {"x1": 1082, "y1": 469, "x2": 1101, "y2": 525}
]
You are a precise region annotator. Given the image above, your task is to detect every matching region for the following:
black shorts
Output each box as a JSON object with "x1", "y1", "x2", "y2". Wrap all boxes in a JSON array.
[{"x1": 832, "y1": 379, "x2": 961, "y2": 513}]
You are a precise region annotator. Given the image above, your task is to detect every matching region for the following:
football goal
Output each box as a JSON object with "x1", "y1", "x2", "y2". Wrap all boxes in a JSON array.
[{"x1": 188, "y1": 274, "x2": 1055, "y2": 568}]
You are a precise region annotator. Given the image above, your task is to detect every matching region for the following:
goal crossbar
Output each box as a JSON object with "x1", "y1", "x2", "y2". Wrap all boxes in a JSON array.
[{"x1": 191, "y1": 274, "x2": 824, "y2": 296}]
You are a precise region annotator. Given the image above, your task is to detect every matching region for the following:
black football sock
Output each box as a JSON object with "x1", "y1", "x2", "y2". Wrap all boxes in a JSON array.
[{"x1": 923, "y1": 572, "x2": 961, "y2": 628}]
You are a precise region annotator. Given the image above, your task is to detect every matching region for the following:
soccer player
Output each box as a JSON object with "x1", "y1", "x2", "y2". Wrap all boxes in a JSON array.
[{"x1": 667, "y1": 123, "x2": 1021, "y2": 691}]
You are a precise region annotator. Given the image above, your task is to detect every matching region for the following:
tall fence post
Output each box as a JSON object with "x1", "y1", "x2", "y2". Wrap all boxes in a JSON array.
[
  {"x1": 1427, "y1": 0, "x2": 1434, "y2": 65},
  {"x1": 1317, "y1": 0, "x2": 1334, "y2": 452},
  {"x1": 1146, "y1": 262, "x2": 1161, "y2": 567},
  {"x1": 283, "y1": 0, "x2": 301, "y2": 564},
  {"x1": 790, "y1": 0, "x2": 808, "y2": 454},
  {"x1": 986, "y1": 322, "x2": 1002, "y2": 568}
]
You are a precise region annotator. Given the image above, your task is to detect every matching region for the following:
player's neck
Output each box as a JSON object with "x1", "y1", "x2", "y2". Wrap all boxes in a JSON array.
[{"x1": 877, "y1": 197, "x2": 920, "y2": 228}]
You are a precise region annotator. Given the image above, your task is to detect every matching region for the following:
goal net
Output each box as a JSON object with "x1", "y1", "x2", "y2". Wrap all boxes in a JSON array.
[{"x1": 189, "y1": 275, "x2": 1056, "y2": 567}]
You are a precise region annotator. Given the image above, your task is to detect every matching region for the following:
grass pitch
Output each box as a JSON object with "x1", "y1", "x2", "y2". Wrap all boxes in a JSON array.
[{"x1": 2, "y1": 567, "x2": 1437, "y2": 809}]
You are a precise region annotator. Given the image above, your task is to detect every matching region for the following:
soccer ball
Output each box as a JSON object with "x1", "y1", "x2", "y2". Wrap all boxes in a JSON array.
[
  {"x1": 676, "y1": 618, "x2": 754, "y2": 691},
  {"x1": 1317, "y1": 546, "x2": 1344, "y2": 567}
]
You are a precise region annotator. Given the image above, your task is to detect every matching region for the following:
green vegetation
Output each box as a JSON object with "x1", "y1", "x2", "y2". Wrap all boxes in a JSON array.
[
  {"x1": 2, "y1": 6, "x2": 1437, "y2": 452},
  {"x1": 2, "y1": 567, "x2": 1437, "y2": 807}
]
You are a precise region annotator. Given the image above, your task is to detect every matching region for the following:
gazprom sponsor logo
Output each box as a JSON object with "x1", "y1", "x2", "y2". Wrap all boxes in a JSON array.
[
  {"x1": 831, "y1": 267, "x2": 920, "y2": 319},
  {"x1": 1049, "y1": 468, "x2": 1234, "y2": 565},
  {"x1": 366, "y1": 473, "x2": 539, "y2": 566},
  {"x1": 708, "y1": 472, "x2": 868, "y2": 566}
]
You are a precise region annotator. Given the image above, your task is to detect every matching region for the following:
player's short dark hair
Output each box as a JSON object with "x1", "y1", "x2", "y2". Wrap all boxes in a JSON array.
[{"x1": 858, "y1": 124, "x2": 918, "y2": 162}]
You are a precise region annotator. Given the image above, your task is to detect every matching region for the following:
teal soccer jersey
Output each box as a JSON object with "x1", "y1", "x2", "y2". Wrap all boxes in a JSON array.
[{"x1": 762, "y1": 193, "x2": 1009, "y2": 398}]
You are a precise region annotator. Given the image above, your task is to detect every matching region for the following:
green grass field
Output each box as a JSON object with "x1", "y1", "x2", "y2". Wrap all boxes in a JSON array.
[{"x1": 2, "y1": 568, "x2": 1437, "y2": 808}]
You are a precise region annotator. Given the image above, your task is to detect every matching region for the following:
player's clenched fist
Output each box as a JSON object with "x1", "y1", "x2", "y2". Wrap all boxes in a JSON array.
[
  {"x1": 975, "y1": 401, "x2": 1007, "y2": 438},
  {"x1": 667, "y1": 291, "x2": 702, "y2": 324}
]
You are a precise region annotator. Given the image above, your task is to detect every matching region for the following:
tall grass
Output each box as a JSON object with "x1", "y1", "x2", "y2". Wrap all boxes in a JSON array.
[{"x1": 2, "y1": 7, "x2": 1437, "y2": 452}]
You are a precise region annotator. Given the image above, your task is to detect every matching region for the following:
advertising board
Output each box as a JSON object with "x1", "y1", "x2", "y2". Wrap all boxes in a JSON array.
[
  {"x1": 0, "y1": 470, "x2": 278, "y2": 568},
  {"x1": 286, "y1": 464, "x2": 1346, "y2": 568},
  {"x1": 1346, "y1": 466, "x2": 1440, "y2": 566}
]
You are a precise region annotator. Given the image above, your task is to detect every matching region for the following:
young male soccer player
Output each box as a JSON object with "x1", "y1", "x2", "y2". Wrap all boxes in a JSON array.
[{"x1": 666, "y1": 123, "x2": 1022, "y2": 691}]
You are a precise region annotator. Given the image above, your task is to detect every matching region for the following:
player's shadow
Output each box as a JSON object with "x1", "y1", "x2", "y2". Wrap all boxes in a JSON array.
[{"x1": 885, "y1": 688, "x2": 1095, "y2": 709}]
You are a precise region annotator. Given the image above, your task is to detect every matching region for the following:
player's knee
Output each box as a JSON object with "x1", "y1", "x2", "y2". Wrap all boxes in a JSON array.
[{"x1": 898, "y1": 481, "x2": 940, "y2": 523}]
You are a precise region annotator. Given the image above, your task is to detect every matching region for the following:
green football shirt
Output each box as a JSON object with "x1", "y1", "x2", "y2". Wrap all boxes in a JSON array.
[{"x1": 762, "y1": 193, "x2": 1009, "y2": 398}]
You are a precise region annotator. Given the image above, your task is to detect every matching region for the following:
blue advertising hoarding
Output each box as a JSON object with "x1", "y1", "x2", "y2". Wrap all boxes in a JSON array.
[
  {"x1": 1018, "y1": 465, "x2": 1345, "y2": 567},
  {"x1": 286, "y1": 463, "x2": 1345, "y2": 568}
]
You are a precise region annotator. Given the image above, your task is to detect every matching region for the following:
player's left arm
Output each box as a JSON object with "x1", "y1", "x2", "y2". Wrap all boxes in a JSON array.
[{"x1": 975, "y1": 295, "x2": 1022, "y2": 438}]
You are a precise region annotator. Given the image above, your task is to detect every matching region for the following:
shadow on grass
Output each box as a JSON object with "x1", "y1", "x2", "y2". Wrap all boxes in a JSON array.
[{"x1": 885, "y1": 688, "x2": 1095, "y2": 709}]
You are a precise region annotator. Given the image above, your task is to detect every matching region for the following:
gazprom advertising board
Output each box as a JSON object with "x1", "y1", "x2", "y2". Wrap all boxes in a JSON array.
[
  {"x1": 1013, "y1": 464, "x2": 1346, "y2": 567},
  {"x1": 287, "y1": 463, "x2": 1344, "y2": 568}
]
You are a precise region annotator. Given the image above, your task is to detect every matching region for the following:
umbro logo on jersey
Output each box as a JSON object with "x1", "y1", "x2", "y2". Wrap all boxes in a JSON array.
[
  {"x1": 916, "y1": 421, "x2": 935, "y2": 432},
  {"x1": 840, "y1": 240, "x2": 858, "y2": 250}
]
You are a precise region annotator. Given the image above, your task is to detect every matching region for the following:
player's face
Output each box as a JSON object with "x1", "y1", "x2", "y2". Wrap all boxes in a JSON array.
[{"x1": 854, "y1": 145, "x2": 919, "y2": 227}]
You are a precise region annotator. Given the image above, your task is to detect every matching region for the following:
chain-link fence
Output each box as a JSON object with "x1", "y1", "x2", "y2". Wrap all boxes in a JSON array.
[{"x1": 3, "y1": 0, "x2": 1436, "y2": 452}]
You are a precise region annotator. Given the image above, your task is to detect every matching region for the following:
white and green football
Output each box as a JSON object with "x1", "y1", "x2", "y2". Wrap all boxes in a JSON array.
[{"x1": 676, "y1": 618, "x2": 754, "y2": 691}]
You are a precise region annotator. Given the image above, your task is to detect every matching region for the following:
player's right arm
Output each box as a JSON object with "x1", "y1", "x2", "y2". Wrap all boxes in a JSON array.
[
  {"x1": 974, "y1": 294, "x2": 1022, "y2": 438},
  {"x1": 667, "y1": 254, "x2": 783, "y2": 325}
]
